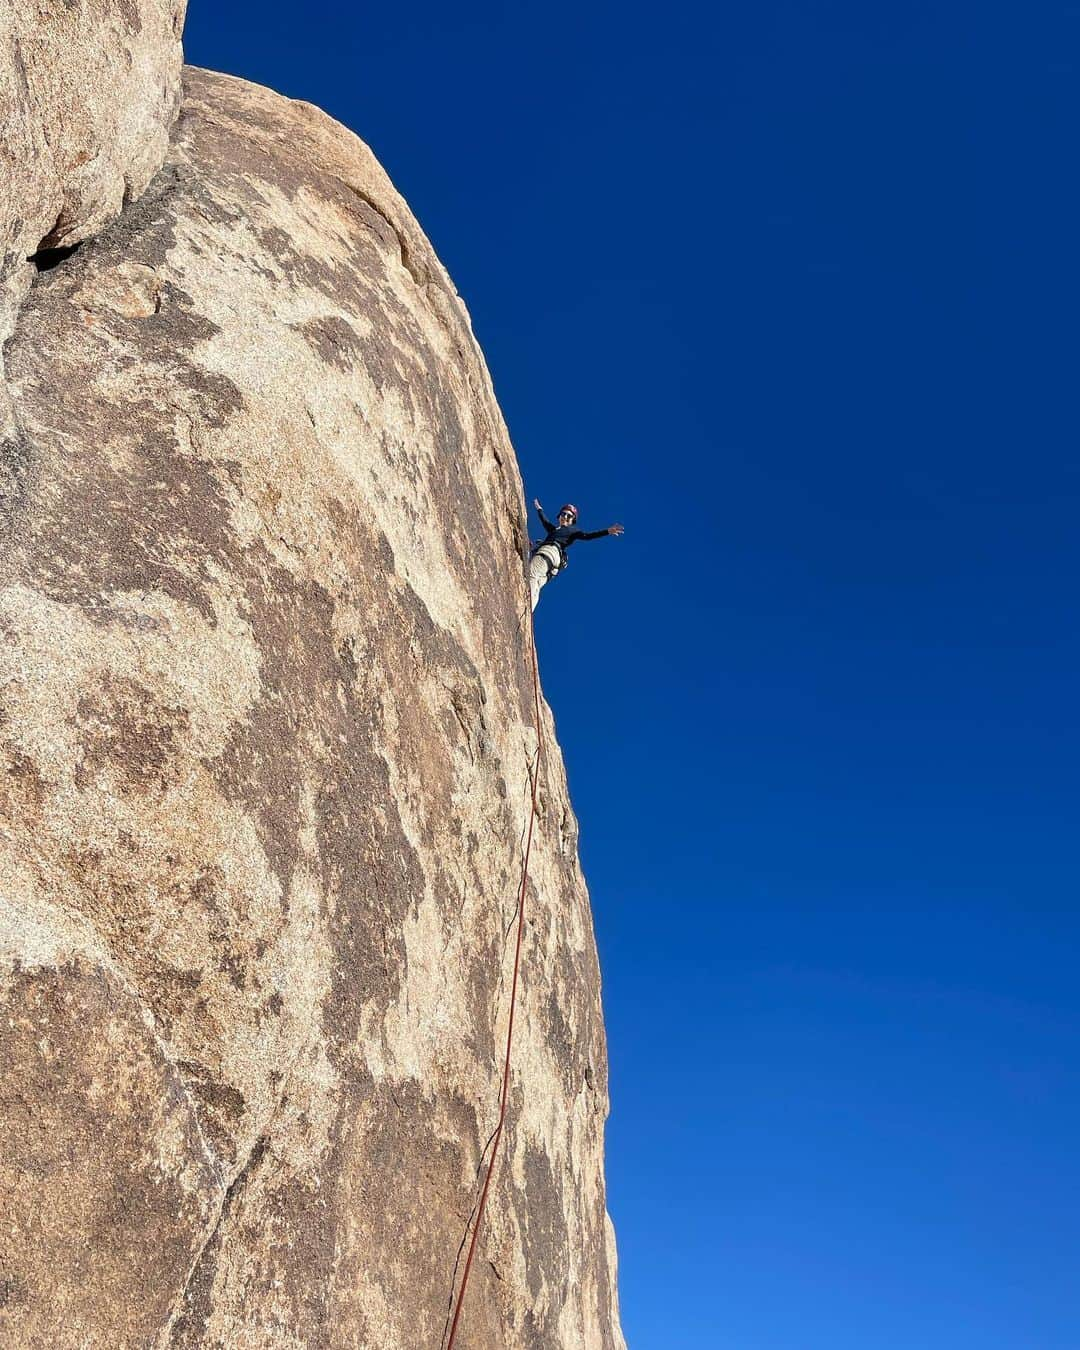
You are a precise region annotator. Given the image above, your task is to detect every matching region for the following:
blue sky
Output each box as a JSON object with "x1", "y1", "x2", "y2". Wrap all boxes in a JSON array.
[{"x1": 187, "y1": 5, "x2": 1080, "y2": 1345}]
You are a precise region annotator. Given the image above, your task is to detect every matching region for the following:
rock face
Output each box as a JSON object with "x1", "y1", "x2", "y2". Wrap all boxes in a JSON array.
[{"x1": 0, "y1": 52, "x2": 624, "y2": 1350}]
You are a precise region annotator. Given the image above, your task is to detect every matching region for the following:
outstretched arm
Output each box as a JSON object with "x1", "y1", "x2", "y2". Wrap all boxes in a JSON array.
[
  {"x1": 533, "y1": 498, "x2": 556, "y2": 532},
  {"x1": 577, "y1": 523, "x2": 624, "y2": 541}
]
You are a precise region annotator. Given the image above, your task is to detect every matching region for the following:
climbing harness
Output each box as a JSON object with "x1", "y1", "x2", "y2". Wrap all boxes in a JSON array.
[
  {"x1": 443, "y1": 555, "x2": 544, "y2": 1350},
  {"x1": 532, "y1": 540, "x2": 566, "y2": 577}
]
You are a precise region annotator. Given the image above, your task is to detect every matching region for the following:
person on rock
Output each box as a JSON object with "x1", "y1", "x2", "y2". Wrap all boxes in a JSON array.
[{"x1": 529, "y1": 499, "x2": 624, "y2": 611}]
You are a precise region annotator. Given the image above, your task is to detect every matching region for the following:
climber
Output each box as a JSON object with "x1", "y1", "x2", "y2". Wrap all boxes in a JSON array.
[{"x1": 529, "y1": 500, "x2": 624, "y2": 611}]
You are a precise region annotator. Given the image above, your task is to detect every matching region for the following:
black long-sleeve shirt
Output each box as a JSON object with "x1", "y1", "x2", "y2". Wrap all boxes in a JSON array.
[{"x1": 533, "y1": 506, "x2": 611, "y2": 562}]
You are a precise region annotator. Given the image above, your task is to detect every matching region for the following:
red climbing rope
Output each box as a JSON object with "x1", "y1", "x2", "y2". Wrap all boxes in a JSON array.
[{"x1": 443, "y1": 577, "x2": 544, "y2": 1350}]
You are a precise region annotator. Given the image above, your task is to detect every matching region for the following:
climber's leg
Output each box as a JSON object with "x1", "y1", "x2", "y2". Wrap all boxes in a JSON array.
[{"x1": 529, "y1": 552, "x2": 549, "y2": 611}]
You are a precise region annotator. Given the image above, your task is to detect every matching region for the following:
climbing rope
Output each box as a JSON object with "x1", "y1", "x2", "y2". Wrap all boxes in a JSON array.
[{"x1": 443, "y1": 567, "x2": 544, "y2": 1349}]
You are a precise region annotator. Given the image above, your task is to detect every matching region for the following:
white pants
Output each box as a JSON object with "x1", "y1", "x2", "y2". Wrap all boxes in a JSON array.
[{"x1": 529, "y1": 545, "x2": 562, "y2": 611}]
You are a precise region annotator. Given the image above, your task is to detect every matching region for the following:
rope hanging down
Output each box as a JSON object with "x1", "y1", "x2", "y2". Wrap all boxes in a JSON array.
[{"x1": 443, "y1": 566, "x2": 545, "y2": 1350}]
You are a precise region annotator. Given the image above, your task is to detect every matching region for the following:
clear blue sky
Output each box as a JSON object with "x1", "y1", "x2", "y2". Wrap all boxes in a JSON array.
[{"x1": 187, "y1": 5, "x2": 1080, "y2": 1346}]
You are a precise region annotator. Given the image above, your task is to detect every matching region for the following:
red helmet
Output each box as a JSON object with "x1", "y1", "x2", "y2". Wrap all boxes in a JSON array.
[{"x1": 559, "y1": 503, "x2": 579, "y2": 522}]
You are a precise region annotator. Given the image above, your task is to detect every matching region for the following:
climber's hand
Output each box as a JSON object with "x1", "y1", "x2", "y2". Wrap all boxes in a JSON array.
[
  {"x1": 608, "y1": 523, "x2": 624, "y2": 536},
  {"x1": 533, "y1": 498, "x2": 542, "y2": 510}
]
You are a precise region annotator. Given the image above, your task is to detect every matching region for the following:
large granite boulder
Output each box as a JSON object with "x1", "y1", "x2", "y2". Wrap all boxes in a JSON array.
[{"x1": 0, "y1": 60, "x2": 623, "y2": 1349}]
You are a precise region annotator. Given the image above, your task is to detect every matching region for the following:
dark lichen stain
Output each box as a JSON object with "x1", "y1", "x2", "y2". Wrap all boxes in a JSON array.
[
  {"x1": 187, "y1": 1073, "x2": 247, "y2": 1167},
  {"x1": 518, "y1": 1145, "x2": 570, "y2": 1308},
  {"x1": 218, "y1": 948, "x2": 247, "y2": 990},
  {"x1": 142, "y1": 962, "x2": 203, "y2": 1033},
  {"x1": 185, "y1": 867, "x2": 224, "y2": 914},
  {"x1": 0, "y1": 746, "x2": 46, "y2": 814},
  {"x1": 191, "y1": 1079, "x2": 246, "y2": 1121},
  {"x1": 296, "y1": 315, "x2": 364, "y2": 372},
  {"x1": 74, "y1": 674, "x2": 189, "y2": 790},
  {"x1": 116, "y1": 0, "x2": 142, "y2": 34}
]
